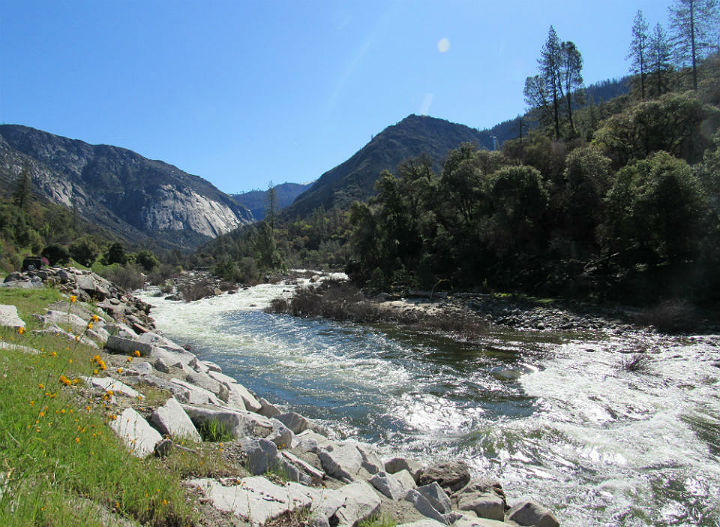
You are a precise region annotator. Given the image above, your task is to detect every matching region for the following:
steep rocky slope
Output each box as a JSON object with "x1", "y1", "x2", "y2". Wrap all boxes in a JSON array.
[
  {"x1": 0, "y1": 125, "x2": 253, "y2": 249},
  {"x1": 231, "y1": 181, "x2": 314, "y2": 221}
]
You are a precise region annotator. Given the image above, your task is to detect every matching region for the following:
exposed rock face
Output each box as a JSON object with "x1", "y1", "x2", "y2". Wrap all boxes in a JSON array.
[
  {"x1": 109, "y1": 408, "x2": 162, "y2": 458},
  {"x1": 0, "y1": 124, "x2": 253, "y2": 249},
  {"x1": 417, "y1": 461, "x2": 471, "y2": 492}
]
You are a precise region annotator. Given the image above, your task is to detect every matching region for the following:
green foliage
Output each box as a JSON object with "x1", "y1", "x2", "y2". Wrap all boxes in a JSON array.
[
  {"x1": 197, "y1": 420, "x2": 234, "y2": 442},
  {"x1": 69, "y1": 237, "x2": 100, "y2": 267},
  {"x1": 41, "y1": 243, "x2": 70, "y2": 266},
  {"x1": 604, "y1": 151, "x2": 706, "y2": 264},
  {"x1": 103, "y1": 242, "x2": 127, "y2": 265},
  {"x1": 134, "y1": 249, "x2": 159, "y2": 272}
]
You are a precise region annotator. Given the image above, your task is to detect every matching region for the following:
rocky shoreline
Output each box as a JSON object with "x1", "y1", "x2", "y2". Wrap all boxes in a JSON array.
[{"x1": 1, "y1": 267, "x2": 561, "y2": 526}]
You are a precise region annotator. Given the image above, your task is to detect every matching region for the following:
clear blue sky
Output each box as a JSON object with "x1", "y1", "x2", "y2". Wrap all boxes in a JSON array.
[{"x1": 1, "y1": 0, "x2": 672, "y2": 194}]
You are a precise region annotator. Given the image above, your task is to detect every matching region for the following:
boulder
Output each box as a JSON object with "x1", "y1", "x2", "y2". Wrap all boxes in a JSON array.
[
  {"x1": 169, "y1": 379, "x2": 223, "y2": 406},
  {"x1": 186, "y1": 371, "x2": 229, "y2": 401},
  {"x1": 369, "y1": 471, "x2": 406, "y2": 500},
  {"x1": 453, "y1": 477, "x2": 507, "y2": 509},
  {"x1": 149, "y1": 397, "x2": 201, "y2": 441},
  {"x1": 452, "y1": 517, "x2": 508, "y2": 527},
  {"x1": 334, "y1": 480, "x2": 382, "y2": 527},
  {"x1": 84, "y1": 376, "x2": 142, "y2": 399},
  {"x1": 416, "y1": 482, "x2": 452, "y2": 514},
  {"x1": 128, "y1": 361, "x2": 154, "y2": 375},
  {"x1": 394, "y1": 469, "x2": 417, "y2": 492},
  {"x1": 294, "y1": 429, "x2": 331, "y2": 453},
  {"x1": 207, "y1": 371, "x2": 262, "y2": 412},
  {"x1": 0, "y1": 305, "x2": 25, "y2": 329},
  {"x1": 105, "y1": 336, "x2": 152, "y2": 357},
  {"x1": 506, "y1": 500, "x2": 559, "y2": 527},
  {"x1": 110, "y1": 408, "x2": 162, "y2": 457},
  {"x1": 258, "y1": 397, "x2": 282, "y2": 417},
  {"x1": 183, "y1": 405, "x2": 274, "y2": 439},
  {"x1": 385, "y1": 456, "x2": 424, "y2": 481},
  {"x1": 267, "y1": 418, "x2": 293, "y2": 449},
  {"x1": 456, "y1": 493, "x2": 504, "y2": 521},
  {"x1": 154, "y1": 357, "x2": 171, "y2": 373},
  {"x1": 0, "y1": 342, "x2": 39, "y2": 354},
  {"x1": 188, "y1": 476, "x2": 314, "y2": 525},
  {"x1": 405, "y1": 489, "x2": 447, "y2": 525},
  {"x1": 240, "y1": 438, "x2": 279, "y2": 475},
  {"x1": 35, "y1": 310, "x2": 88, "y2": 333},
  {"x1": 77, "y1": 274, "x2": 111, "y2": 299},
  {"x1": 318, "y1": 442, "x2": 364, "y2": 482},
  {"x1": 138, "y1": 331, "x2": 188, "y2": 353},
  {"x1": 281, "y1": 450, "x2": 326, "y2": 483},
  {"x1": 417, "y1": 461, "x2": 471, "y2": 492},
  {"x1": 397, "y1": 521, "x2": 447, "y2": 527},
  {"x1": 276, "y1": 411, "x2": 310, "y2": 434}
]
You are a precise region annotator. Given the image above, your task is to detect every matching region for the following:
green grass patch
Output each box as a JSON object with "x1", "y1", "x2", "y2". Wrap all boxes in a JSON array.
[
  {"x1": 0, "y1": 323, "x2": 197, "y2": 526},
  {"x1": 196, "y1": 420, "x2": 234, "y2": 442},
  {"x1": 0, "y1": 287, "x2": 62, "y2": 329},
  {"x1": 358, "y1": 513, "x2": 398, "y2": 527}
]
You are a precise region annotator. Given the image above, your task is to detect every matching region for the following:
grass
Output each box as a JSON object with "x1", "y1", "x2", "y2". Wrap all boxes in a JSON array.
[
  {"x1": 163, "y1": 442, "x2": 244, "y2": 480},
  {"x1": 358, "y1": 513, "x2": 398, "y2": 527},
  {"x1": 621, "y1": 353, "x2": 649, "y2": 373},
  {"x1": 196, "y1": 419, "x2": 234, "y2": 442},
  {"x1": 0, "y1": 287, "x2": 63, "y2": 330},
  {"x1": 0, "y1": 289, "x2": 199, "y2": 526}
]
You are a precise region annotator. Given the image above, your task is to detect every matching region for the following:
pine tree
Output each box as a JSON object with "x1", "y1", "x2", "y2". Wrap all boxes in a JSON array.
[
  {"x1": 539, "y1": 26, "x2": 563, "y2": 139},
  {"x1": 266, "y1": 180, "x2": 277, "y2": 234},
  {"x1": 668, "y1": 0, "x2": 720, "y2": 90},
  {"x1": 559, "y1": 41, "x2": 583, "y2": 135},
  {"x1": 649, "y1": 23, "x2": 674, "y2": 96},
  {"x1": 628, "y1": 10, "x2": 650, "y2": 99},
  {"x1": 12, "y1": 165, "x2": 32, "y2": 211}
]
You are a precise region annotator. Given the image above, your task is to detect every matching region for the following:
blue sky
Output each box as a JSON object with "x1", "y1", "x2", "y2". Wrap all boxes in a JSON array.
[{"x1": 1, "y1": 1, "x2": 672, "y2": 194}]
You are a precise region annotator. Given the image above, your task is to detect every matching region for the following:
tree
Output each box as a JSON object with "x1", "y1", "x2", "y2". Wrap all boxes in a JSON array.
[
  {"x1": 41, "y1": 244, "x2": 70, "y2": 266},
  {"x1": 266, "y1": 180, "x2": 277, "y2": 233},
  {"x1": 649, "y1": 23, "x2": 674, "y2": 96},
  {"x1": 12, "y1": 165, "x2": 32, "y2": 211},
  {"x1": 559, "y1": 41, "x2": 584, "y2": 135},
  {"x1": 628, "y1": 10, "x2": 650, "y2": 99},
  {"x1": 104, "y1": 242, "x2": 127, "y2": 265},
  {"x1": 69, "y1": 237, "x2": 100, "y2": 267},
  {"x1": 669, "y1": 0, "x2": 720, "y2": 90},
  {"x1": 135, "y1": 249, "x2": 159, "y2": 272},
  {"x1": 539, "y1": 26, "x2": 563, "y2": 139},
  {"x1": 524, "y1": 75, "x2": 553, "y2": 129}
]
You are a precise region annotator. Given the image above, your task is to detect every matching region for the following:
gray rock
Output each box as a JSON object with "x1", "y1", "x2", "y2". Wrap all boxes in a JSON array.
[
  {"x1": 35, "y1": 310, "x2": 88, "y2": 333},
  {"x1": 268, "y1": 418, "x2": 294, "y2": 449},
  {"x1": 105, "y1": 335, "x2": 152, "y2": 357},
  {"x1": 83, "y1": 376, "x2": 143, "y2": 399},
  {"x1": 394, "y1": 469, "x2": 417, "y2": 492},
  {"x1": 281, "y1": 450, "x2": 326, "y2": 482},
  {"x1": 154, "y1": 357, "x2": 170, "y2": 373},
  {"x1": 77, "y1": 274, "x2": 110, "y2": 299},
  {"x1": 452, "y1": 517, "x2": 508, "y2": 527},
  {"x1": 0, "y1": 342, "x2": 39, "y2": 354},
  {"x1": 276, "y1": 411, "x2": 309, "y2": 434},
  {"x1": 154, "y1": 438, "x2": 173, "y2": 457},
  {"x1": 318, "y1": 442, "x2": 364, "y2": 482},
  {"x1": 110, "y1": 408, "x2": 162, "y2": 457},
  {"x1": 385, "y1": 456, "x2": 424, "y2": 480},
  {"x1": 334, "y1": 480, "x2": 382, "y2": 527},
  {"x1": 397, "y1": 521, "x2": 447, "y2": 527},
  {"x1": 417, "y1": 461, "x2": 471, "y2": 492},
  {"x1": 183, "y1": 405, "x2": 274, "y2": 439},
  {"x1": 405, "y1": 489, "x2": 447, "y2": 525},
  {"x1": 150, "y1": 397, "x2": 202, "y2": 441},
  {"x1": 188, "y1": 476, "x2": 314, "y2": 525},
  {"x1": 456, "y1": 493, "x2": 504, "y2": 521},
  {"x1": 0, "y1": 305, "x2": 25, "y2": 329},
  {"x1": 207, "y1": 371, "x2": 262, "y2": 412},
  {"x1": 258, "y1": 397, "x2": 282, "y2": 417},
  {"x1": 169, "y1": 378, "x2": 223, "y2": 406},
  {"x1": 506, "y1": 500, "x2": 559, "y2": 527},
  {"x1": 355, "y1": 442, "x2": 384, "y2": 474},
  {"x1": 186, "y1": 371, "x2": 229, "y2": 401},
  {"x1": 294, "y1": 429, "x2": 330, "y2": 453},
  {"x1": 369, "y1": 471, "x2": 406, "y2": 500},
  {"x1": 138, "y1": 331, "x2": 187, "y2": 353},
  {"x1": 129, "y1": 361, "x2": 153, "y2": 375},
  {"x1": 201, "y1": 360, "x2": 222, "y2": 372},
  {"x1": 241, "y1": 438, "x2": 279, "y2": 475},
  {"x1": 417, "y1": 482, "x2": 452, "y2": 514},
  {"x1": 454, "y1": 477, "x2": 507, "y2": 509}
]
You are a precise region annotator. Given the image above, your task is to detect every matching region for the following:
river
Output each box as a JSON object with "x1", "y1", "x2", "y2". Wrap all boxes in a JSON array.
[{"x1": 137, "y1": 279, "x2": 720, "y2": 527}]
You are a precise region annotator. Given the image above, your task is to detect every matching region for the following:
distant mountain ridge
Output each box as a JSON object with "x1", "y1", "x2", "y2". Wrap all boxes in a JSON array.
[
  {"x1": 284, "y1": 114, "x2": 494, "y2": 218},
  {"x1": 232, "y1": 182, "x2": 314, "y2": 221},
  {"x1": 0, "y1": 125, "x2": 253, "y2": 249}
]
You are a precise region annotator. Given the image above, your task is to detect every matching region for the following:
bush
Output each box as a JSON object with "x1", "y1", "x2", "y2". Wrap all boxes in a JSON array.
[
  {"x1": 41, "y1": 244, "x2": 70, "y2": 266},
  {"x1": 178, "y1": 278, "x2": 214, "y2": 302},
  {"x1": 99, "y1": 264, "x2": 144, "y2": 291},
  {"x1": 69, "y1": 238, "x2": 99, "y2": 267},
  {"x1": 632, "y1": 299, "x2": 698, "y2": 333}
]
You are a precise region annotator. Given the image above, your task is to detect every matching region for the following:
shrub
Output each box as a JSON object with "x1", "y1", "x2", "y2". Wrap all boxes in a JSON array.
[
  {"x1": 41, "y1": 244, "x2": 70, "y2": 266},
  {"x1": 632, "y1": 299, "x2": 698, "y2": 333},
  {"x1": 99, "y1": 264, "x2": 144, "y2": 291}
]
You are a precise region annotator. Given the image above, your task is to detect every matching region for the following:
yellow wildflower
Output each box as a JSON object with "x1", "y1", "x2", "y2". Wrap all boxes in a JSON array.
[
  {"x1": 70, "y1": 295, "x2": 77, "y2": 303},
  {"x1": 92, "y1": 314, "x2": 99, "y2": 322},
  {"x1": 117, "y1": 368, "x2": 123, "y2": 374},
  {"x1": 87, "y1": 322, "x2": 93, "y2": 330},
  {"x1": 133, "y1": 350, "x2": 141, "y2": 357},
  {"x1": 38, "y1": 383, "x2": 44, "y2": 390},
  {"x1": 50, "y1": 351, "x2": 57, "y2": 357},
  {"x1": 59, "y1": 375, "x2": 71, "y2": 386},
  {"x1": 127, "y1": 357, "x2": 133, "y2": 362},
  {"x1": 17, "y1": 327, "x2": 25, "y2": 335}
]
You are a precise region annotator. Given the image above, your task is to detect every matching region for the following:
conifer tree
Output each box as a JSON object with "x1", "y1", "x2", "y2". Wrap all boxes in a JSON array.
[
  {"x1": 12, "y1": 165, "x2": 32, "y2": 211},
  {"x1": 628, "y1": 10, "x2": 650, "y2": 99},
  {"x1": 649, "y1": 23, "x2": 674, "y2": 96},
  {"x1": 669, "y1": 0, "x2": 720, "y2": 90},
  {"x1": 539, "y1": 26, "x2": 562, "y2": 139}
]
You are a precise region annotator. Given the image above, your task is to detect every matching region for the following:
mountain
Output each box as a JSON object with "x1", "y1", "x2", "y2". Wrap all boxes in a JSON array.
[
  {"x1": 232, "y1": 181, "x2": 314, "y2": 221},
  {"x1": 284, "y1": 114, "x2": 493, "y2": 218},
  {"x1": 0, "y1": 125, "x2": 253, "y2": 249}
]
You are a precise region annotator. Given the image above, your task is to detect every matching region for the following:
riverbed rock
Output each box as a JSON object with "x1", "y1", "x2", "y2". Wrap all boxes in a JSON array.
[
  {"x1": 417, "y1": 482, "x2": 452, "y2": 514},
  {"x1": 186, "y1": 371, "x2": 229, "y2": 401},
  {"x1": 394, "y1": 469, "x2": 417, "y2": 492},
  {"x1": 276, "y1": 411, "x2": 310, "y2": 434},
  {"x1": 334, "y1": 480, "x2": 382, "y2": 527},
  {"x1": 105, "y1": 335, "x2": 152, "y2": 357},
  {"x1": 149, "y1": 397, "x2": 201, "y2": 441},
  {"x1": 183, "y1": 405, "x2": 273, "y2": 439},
  {"x1": 189, "y1": 476, "x2": 314, "y2": 525},
  {"x1": 452, "y1": 517, "x2": 509, "y2": 527},
  {"x1": 405, "y1": 489, "x2": 447, "y2": 524},
  {"x1": 154, "y1": 357, "x2": 171, "y2": 373},
  {"x1": 369, "y1": 471, "x2": 406, "y2": 500},
  {"x1": 0, "y1": 305, "x2": 24, "y2": 329},
  {"x1": 506, "y1": 500, "x2": 559, "y2": 527},
  {"x1": 207, "y1": 371, "x2": 262, "y2": 412},
  {"x1": 110, "y1": 408, "x2": 162, "y2": 457},
  {"x1": 139, "y1": 331, "x2": 188, "y2": 354},
  {"x1": 453, "y1": 477, "x2": 507, "y2": 509},
  {"x1": 318, "y1": 442, "x2": 364, "y2": 482},
  {"x1": 258, "y1": 397, "x2": 282, "y2": 417},
  {"x1": 417, "y1": 461, "x2": 471, "y2": 492},
  {"x1": 397, "y1": 521, "x2": 447, "y2": 527},
  {"x1": 385, "y1": 456, "x2": 424, "y2": 481},
  {"x1": 267, "y1": 418, "x2": 293, "y2": 448},
  {"x1": 84, "y1": 376, "x2": 142, "y2": 399},
  {"x1": 456, "y1": 493, "x2": 504, "y2": 521},
  {"x1": 241, "y1": 438, "x2": 279, "y2": 475},
  {"x1": 169, "y1": 378, "x2": 223, "y2": 406}
]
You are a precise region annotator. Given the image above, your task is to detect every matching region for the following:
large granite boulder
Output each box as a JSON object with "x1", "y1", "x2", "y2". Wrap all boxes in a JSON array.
[
  {"x1": 149, "y1": 397, "x2": 201, "y2": 442},
  {"x1": 110, "y1": 408, "x2": 162, "y2": 457}
]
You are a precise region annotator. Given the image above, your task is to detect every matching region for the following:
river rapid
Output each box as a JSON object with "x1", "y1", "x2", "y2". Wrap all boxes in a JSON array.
[{"x1": 137, "y1": 279, "x2": 720, "y2": 527}]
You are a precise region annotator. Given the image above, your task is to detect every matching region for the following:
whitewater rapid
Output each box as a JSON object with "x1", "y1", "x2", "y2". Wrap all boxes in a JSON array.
[{"x1": 137, "y1": 280, "x2": 720, "y2": 527}]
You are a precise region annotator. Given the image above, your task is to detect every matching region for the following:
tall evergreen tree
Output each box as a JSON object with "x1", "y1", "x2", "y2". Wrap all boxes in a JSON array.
[
  {"x1": 12, "y1": 165, "x2": 33, "y2": 211},
  {"x1": 649, "y1": 23, "x2": 674, "y2": 96},
  {"x1": 669, "y1": 0, "x2": 720, "y2": 90},
  {"x1": 266, "y1": 180, "x2": 277, "y2": 233},
  {"x1": 628, "y1": 10, "x2": 650, "y2": 99},
  {"x1": 559, "y1": 41, "x2": 583, "y2": 135},
  {"x1": 539, "y1": 26, "x2": 563, "y2": 139}
]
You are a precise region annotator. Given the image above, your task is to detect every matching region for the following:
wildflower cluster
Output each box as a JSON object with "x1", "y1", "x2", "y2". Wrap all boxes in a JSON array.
[{"x1": 92, "y1": 355, "x2": 107, "y2": 372}]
